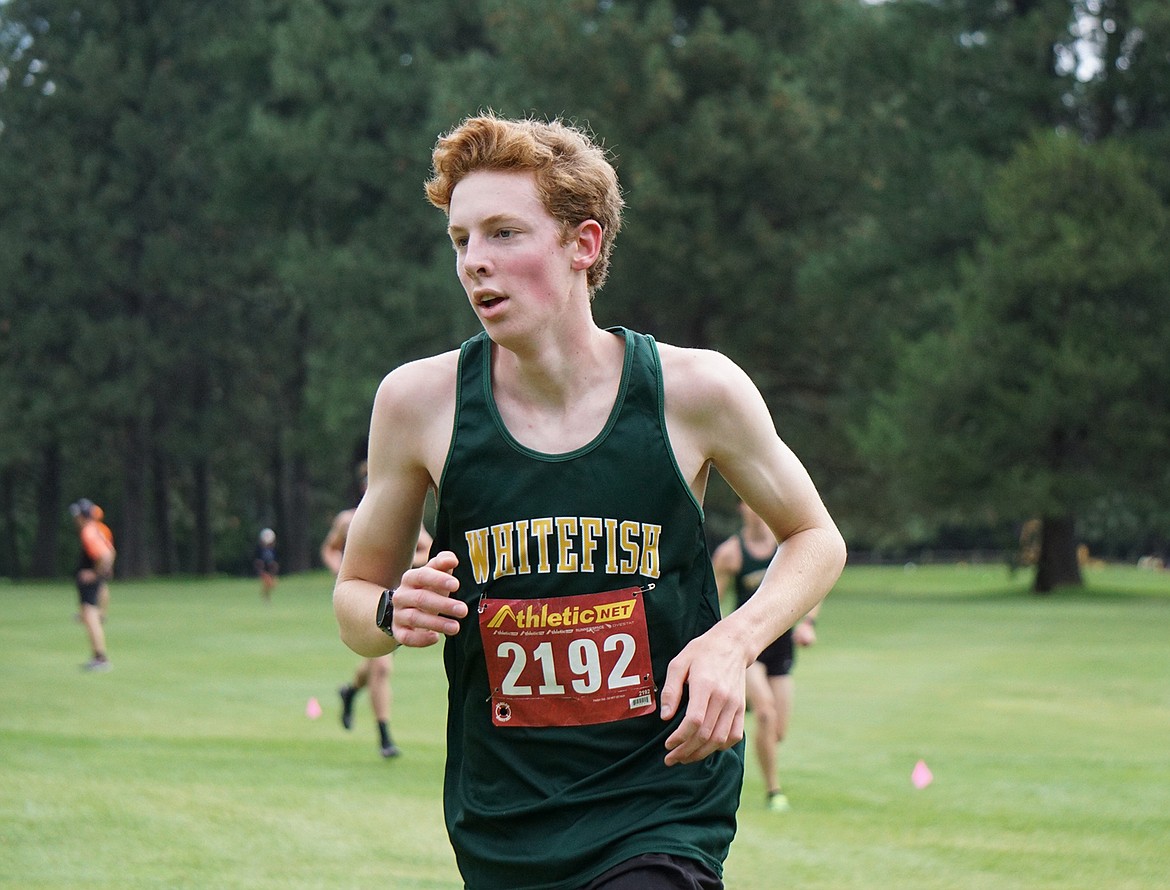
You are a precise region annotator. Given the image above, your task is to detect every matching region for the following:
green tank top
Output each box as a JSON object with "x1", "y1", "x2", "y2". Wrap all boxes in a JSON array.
[
  {"x1": 734, "y1": 534, "x2": 774, "y2": 610},
  {"x1": 434, "y1": 327, "x2": 743, "y2": 890}
]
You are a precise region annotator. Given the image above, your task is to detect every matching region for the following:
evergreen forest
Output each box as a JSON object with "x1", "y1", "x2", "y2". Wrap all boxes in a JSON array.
[{"x1": 2, "y1": 0, "x2": 1169, "y2": 592}]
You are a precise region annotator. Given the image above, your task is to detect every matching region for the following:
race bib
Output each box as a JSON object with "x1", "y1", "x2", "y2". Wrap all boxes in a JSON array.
[{"x1": 479, "y1": 585, "x2": 657, "y2": 728}]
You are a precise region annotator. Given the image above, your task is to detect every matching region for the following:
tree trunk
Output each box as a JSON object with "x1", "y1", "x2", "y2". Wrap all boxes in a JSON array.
[
  {"x1": 1033, "y1": 514, "x2": 1083, "y2": 593},
  {"x1": 272, "y1": 443, "x2": 286, "y2": 560},
  {"x1": 272, "y1": 441, "x2": 311, "y2": 573},
  {"x1": 31, "y1": 442, "x2": 62, "y2": 578},
  {"x1": 279, "y1": 308, "x2": 313, "y2": 574},
  {"x1": 287, "y1": 452, "x2": 312, "y2": 573},
  {"x1": 193, "y1": 457, "x2": 215, "y2": 574},
  {"x1": 119, "y1": 419, "x2": 152, "y2": 578},
  {"x1": 152, "y1": 449, "x2": 177, "y2": 574},
  {"x1": 0, "y1": 467, "x2": 23, "y2": 579}
]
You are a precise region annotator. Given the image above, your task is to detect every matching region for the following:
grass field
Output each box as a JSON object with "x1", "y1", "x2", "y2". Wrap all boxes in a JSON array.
[{"x1": 2, "y1": 564, "x2": 1168, "y2": 889}]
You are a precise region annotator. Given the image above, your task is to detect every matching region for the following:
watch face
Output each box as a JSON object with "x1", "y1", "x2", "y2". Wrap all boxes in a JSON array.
[{"x1": 376, "y1": 589, "x2": 391, "y2": 627}]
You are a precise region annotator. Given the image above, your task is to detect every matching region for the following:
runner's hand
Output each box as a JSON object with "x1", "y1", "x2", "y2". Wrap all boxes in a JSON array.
[
  {"x1": 794, "y1": 621, "x2": 817, "y2": 647},
  {"x1": 391, "y1": 550, "x2": 466, "y2": 648},
  {"x1": 659, "y1": 627, "x2": 748, "y2": 766}
]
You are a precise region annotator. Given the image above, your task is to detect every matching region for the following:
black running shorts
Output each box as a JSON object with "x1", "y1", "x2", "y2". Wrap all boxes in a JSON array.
[
  {"x1": 757, "y1": 628, "x2": 795, "y2": 677},
  {"x1": 580, "y1": 853, "x2": 722, "y2": 890},
  {"x1": 78, "y1": 579, "x2": 101, "y2": 607}
]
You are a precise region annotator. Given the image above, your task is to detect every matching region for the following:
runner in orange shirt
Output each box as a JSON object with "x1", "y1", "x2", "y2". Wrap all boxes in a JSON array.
[{"x1": 70, "y1": 499, "x2": 115, "y2": 671}]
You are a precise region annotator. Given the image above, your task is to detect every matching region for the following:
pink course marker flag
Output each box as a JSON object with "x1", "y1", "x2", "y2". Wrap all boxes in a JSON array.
[
  {"x1": 306, "y1": 697, "x2": 323, "y2": 719},
  {"x1": 912, "y1": 759, "x2": 933, "y2": 789}
]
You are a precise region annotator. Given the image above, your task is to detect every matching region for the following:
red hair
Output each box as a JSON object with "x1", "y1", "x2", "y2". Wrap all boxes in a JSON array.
[{"x1": 425, "y1": 112, "x2": 624, "y2": 292}]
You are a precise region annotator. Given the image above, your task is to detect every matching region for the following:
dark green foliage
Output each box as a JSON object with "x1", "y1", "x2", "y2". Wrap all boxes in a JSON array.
[
  {"x1": 1, "y1": 1, "x2": 290, "y2": 575},
  {"x1": 857, "y1": 134, "x2": 1170, "y2": 588},
  {"x1": 2, "y1": 0, "x2": 1169, "y2": 583},
  {"x1": 805, "y1": 0, "x2": 1170, "y2": 584}
]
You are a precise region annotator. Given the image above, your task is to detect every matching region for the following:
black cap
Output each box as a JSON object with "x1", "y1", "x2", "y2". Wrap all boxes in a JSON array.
[{"x1": 69, "y1": 498, "x2": 95, "y2": 518}]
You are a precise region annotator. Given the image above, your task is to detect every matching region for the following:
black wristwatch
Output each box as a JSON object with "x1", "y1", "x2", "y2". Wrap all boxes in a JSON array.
[{"x1": 375, "y1": 588, "x2": 395, "y2": 638}]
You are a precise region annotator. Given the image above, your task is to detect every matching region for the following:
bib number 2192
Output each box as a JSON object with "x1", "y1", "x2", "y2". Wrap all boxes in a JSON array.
[{"x1": 479, "y1": 586, "x2": 657, "y2": 728}]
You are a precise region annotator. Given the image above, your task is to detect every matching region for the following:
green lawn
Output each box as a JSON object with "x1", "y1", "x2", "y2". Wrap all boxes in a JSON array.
[{"x1": 2, "y1": 564, "x2": 1168, "y2": 888}]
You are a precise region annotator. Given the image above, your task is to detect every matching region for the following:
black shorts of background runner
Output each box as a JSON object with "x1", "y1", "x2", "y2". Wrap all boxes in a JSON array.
[
  {"x1": 756, "y1": 628, "x2": 795, "y2": 677},
  {"x1": 77, "y1": 579, "x2": 101, "y2": 607}
]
